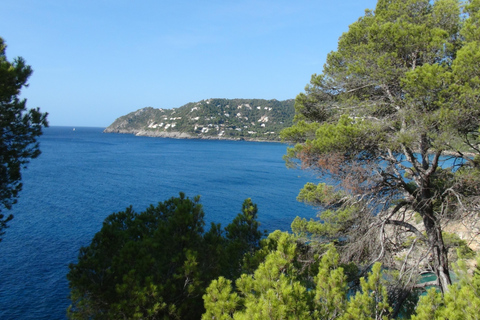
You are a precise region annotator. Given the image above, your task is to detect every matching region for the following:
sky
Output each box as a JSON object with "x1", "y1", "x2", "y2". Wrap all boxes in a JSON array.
[{"x1": 0, "y1": 0, "x2": 378, "y2": 127}]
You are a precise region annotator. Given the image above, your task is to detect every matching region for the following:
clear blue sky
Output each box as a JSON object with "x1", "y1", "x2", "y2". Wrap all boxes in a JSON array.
[{"x1": 1, "y1": 0, "x2": 378, "y2": 127}]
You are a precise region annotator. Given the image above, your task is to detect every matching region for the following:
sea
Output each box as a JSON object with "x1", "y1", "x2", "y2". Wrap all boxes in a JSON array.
[{"x1": 0, "y1": 126, "x2": 318, "y2": 320}]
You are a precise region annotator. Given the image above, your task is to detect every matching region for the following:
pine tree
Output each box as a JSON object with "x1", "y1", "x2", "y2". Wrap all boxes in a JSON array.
[
  {"x1": 0, "y1": 37, "x2": 48, "y2": 241},
  {"x1": 282, "y1": 0, "x2": 480, "y2": 302},
  {"x1": 68, "y1": 194, "x2": 264, "y2": 319},
  {"x1": 341, "y1": 263, "x2": 392, "y2": 320},
  {"x1": 203, "y1": 236, "x2": 393, "y2": 319}
]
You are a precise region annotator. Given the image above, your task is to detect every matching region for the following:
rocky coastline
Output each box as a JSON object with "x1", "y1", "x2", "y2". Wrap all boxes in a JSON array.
[{"x1": 103, "y1": 128, "x2": 283, "y2": 143}]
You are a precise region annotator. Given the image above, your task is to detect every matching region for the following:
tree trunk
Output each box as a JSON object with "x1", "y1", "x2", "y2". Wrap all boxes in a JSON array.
[
  {"x1": 417, "y1": 148, "x2": 452, "y2": 293},
  {"x1": 422, "y1": 209, "x2": 452, "y2": 293}
]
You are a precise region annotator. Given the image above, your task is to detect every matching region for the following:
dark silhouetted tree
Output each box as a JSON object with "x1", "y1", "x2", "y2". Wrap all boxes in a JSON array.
[
  {"x1": 67, "y1": 194, "x2": 264, "y2": 320},
  {"x1": 0, "y1": 37, "x2": 48, "y2": 241}
]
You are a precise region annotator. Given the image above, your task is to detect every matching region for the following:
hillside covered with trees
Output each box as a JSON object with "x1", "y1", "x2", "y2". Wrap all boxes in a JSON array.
[{"x1": 104, "y1": 98, "x2": 295, "y2": 141}]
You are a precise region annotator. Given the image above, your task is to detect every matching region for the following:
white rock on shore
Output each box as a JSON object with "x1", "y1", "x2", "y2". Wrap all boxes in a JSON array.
[{"x1": 135, "y1": 130, "x2": 194, "y2": 139}]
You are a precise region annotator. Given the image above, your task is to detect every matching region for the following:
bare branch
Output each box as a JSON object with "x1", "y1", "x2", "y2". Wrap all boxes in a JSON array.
[
  {"x1": 425, "y1": 150, "x2": 442, "y2": 176},
  {"x1": 346, "y1": 83, "x2": 377, "y2": 93},
  {"x1": 413, "y1": 280, "x2": 438, "y2": 289},
  {"x1": 399, "y1": 238, "x2": 417, "y2": 280},
  {"x1": 385, "y1": 220, "x2": 428, "y2": 243}
]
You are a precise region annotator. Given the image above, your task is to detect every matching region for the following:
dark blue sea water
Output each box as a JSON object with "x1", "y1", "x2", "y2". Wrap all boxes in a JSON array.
[{"x1": 0, "y1": 126, "x2": 317, "y2": 320}]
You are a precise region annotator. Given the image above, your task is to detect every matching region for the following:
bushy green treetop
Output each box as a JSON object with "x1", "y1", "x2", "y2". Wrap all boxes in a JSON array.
[
  {"x1": 203, "y1": 233, "x2": 392, "y2": 320},
  {"x1": 67, "y1": 194, "x2": 264, "y2": 320}
]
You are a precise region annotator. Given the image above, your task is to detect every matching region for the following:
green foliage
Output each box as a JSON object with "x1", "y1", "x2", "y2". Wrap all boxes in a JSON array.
[
  {"x1": 67, "y1": 194, "x2": 264, "y2": 320},
  {"x1": 410, "y1": 288, "x2": 444, "y2": 320},
  {"x1": 203, "y1": 239, "x2": 394, "y2": 320},
  {"x1": 442, "y1": 232, "x2": 475, "y2": 259},
  {"x1": 223, "y1": 198, "x2": 267, "y2": 279},
  {"x1": 279, "y1": 120, "x2": 321, "y2": 144},
  {"x1": 233, "y1": 232, "x2": 312, "y2": 319},
  {"x1": 202, "y1": 277, "x2": 239, "y2": 320},
  {"x1": 0, "y1": 37, "x2": 48, "y2": 241},
  {"x1": 297, "y1": 182, "x2": 346, "y2": 207},
  {"x1": 313, "y1": 245, "x2": 348, "y2": 319},
  {"x1": 203, "y1": 232, "x2": 313, "y2": 319},
  {"x1": 342, "y1": 263, "x2": 392, "y2": 320},
  {"x1": 462, "y1": 0, "x2": 480, "y2": 42},
  {"x1": 291, "y1": 206, "x2": 357, "y2": 239},
  {"x1": 310, "y1": 115, "x2": 367, "y2": 155}
]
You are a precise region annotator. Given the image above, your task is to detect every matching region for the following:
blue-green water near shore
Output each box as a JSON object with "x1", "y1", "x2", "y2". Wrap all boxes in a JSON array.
[{"x1": 0, "y1": 126, "x2": 317, "y2": 319}]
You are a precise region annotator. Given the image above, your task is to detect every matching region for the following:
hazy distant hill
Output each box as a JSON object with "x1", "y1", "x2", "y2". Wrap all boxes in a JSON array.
[{"x1": 104, "y1": 98, "x2": 295, "y2": 141}]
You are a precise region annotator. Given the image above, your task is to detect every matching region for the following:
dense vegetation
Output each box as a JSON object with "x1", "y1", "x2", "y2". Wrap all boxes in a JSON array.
[
  {"x1": 68, "y1": 195, "x2": 480, "y2": 319},
  {"x1": 69, "y1": 0, "x2": 480, "y2": 318},
  {"x1": 203, "y1": 235, "x2": 480, "y2": 319},
  {"x1": 104, "y1": 98, "x2": 295, "y2": 141},
  {"x1": 67, "y1": 194, "x2": 265, "y2": 319}
]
